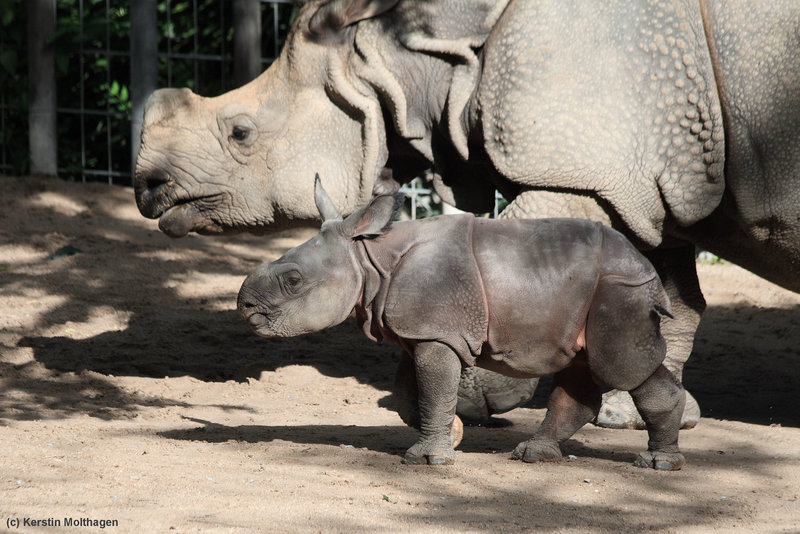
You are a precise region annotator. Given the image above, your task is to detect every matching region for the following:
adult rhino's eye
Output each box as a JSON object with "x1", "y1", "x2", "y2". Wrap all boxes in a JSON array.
[{"x1": 231, "y1": 125, "x2": 249, "y2": 141}]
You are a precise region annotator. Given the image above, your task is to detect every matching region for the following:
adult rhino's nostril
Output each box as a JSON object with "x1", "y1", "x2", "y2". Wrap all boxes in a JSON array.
[{"x1": 144, "y1": 168, "x2": 171, "y2": 192}]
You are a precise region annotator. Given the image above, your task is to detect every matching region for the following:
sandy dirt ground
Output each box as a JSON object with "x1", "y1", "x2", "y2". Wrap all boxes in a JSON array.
[{"x1": 1, "y1": 175, "x2": 799, "y2": 533}]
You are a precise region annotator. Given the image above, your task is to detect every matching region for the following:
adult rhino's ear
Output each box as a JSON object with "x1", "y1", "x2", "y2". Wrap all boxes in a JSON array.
[
  {"x1": 307, "y1": 0, "x2": 400, "y2": 44},
  {"x1": 344, "y1": 193, "x2": 404, "y2": 239},
  {"x1": 315, "y1": 173, "x2": 343, "y2": 222}
]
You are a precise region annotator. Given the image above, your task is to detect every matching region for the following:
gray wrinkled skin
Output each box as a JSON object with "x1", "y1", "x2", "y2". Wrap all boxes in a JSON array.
[
  {"x1": 239, "y1": 180, "x2": 685, "y2": 469},
  {"x1": 137, "y1": 0, "x2": 800, "y2": 429},
  {"x1": 457, "y1": 368, "x2": 538, "y2": 423}
]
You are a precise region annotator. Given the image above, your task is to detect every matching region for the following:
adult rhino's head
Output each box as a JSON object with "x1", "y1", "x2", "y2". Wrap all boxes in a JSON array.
[
  {"x1": 238, "y1": 174, "x2": 400, "y2": 337},
  {"x1": 135, "y1": 0, "x2": 401, "y2": 237}
]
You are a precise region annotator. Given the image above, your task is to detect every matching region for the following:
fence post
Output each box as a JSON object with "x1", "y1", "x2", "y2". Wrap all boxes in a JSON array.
[
  {"x1": 233, "y1": 0, "x2": 262, "y2": 87},
  {"x1": 27, "y1": 0, "x2": 58, "y2": 177},
  {"x1": 130, "y1": 0, "x2": 158, "y2": 183}
]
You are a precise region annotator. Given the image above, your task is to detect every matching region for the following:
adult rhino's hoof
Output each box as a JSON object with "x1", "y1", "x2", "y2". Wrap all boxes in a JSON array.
[
  {"x1": 681, "y1": 391, "x2": 700, "y2": 429},
  {"x1": 595, "y1": 390, "x2": 700, "y2": 430},
  {"x1": 634, "y1": 450, "x2": 685, "y2": 471},
  {"x1": 511, "y1": 438, "x2": 562, "y2": 463},
  {"x1": 457, "y1": 367, "x2": 539, "y2": 423},
  {"x1": 450, "y1": 415, "x2": 464, "y2": 449}
]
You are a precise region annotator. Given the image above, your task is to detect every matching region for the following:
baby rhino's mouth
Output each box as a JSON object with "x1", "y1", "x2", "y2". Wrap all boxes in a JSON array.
[
  {"x1": 244, "y1": 310, "x2": 283, "y2": 338},
  {"x1": 237, "y1": 290, "x2": 282, "y2": 337}
]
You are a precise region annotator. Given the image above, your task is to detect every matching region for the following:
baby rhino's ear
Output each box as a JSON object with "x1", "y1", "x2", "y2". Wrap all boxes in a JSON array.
[{"x1": 343, "y1": 193, "x2": 404, "y2": 239}]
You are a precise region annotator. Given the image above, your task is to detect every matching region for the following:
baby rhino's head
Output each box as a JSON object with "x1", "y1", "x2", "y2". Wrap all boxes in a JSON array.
[{"x1": 237, "y1": 174, "x2": 401, "y2": 338}]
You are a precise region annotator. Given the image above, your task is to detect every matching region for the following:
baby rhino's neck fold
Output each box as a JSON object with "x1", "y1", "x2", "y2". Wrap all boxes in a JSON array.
[
  {"x1": 351, "y1": 215, "x2": 489, "y2": 364},
  {"x1": 351, "y1": 221, "x2": 422, "y2": 344}
]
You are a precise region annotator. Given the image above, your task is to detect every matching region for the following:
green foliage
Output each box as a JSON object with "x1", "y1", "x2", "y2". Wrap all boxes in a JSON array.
[
  {"x1": 696, "y1": 250, "x2": 728, "y2": 265},
  {"x1": 0, "y1": 0, "x2": 29, "y2": 174}
]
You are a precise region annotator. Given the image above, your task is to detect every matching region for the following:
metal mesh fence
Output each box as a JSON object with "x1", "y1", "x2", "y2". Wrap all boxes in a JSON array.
[{"x1": 0, "y1": 0, "x2": 293, "y2": 185}]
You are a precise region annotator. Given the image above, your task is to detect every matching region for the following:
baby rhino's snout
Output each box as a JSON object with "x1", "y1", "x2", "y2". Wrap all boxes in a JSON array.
[
  {"x1": 237, "y1": 282, "x2": 259, "y2": 318},
  {"x1": 237, "y1": 269, "x2": 273, "y2": 331}
]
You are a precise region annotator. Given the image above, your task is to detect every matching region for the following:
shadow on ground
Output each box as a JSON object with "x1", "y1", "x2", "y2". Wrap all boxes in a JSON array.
[{"x1": 2, "y1": 176, "x2": 799, "y2": 428}]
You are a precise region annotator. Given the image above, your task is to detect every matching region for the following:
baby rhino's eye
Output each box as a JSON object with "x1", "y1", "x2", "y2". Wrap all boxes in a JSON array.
[{"x1": 282, "y1": 271, "x2": 303, "y2": 292}]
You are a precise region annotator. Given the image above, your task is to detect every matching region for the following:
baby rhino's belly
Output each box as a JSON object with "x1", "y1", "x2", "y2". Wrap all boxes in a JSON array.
[
  {"x1": 476, "y1": 327, "x2": 584, "y2": 378},
  {"x1": 470, "y1": 217, "x2": 602, "y2": 378}
]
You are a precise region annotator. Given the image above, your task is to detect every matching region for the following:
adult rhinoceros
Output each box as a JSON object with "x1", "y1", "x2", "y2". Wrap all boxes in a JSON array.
[{"x1": 134, "y1": 0, "x2": 800, "y2": 430}]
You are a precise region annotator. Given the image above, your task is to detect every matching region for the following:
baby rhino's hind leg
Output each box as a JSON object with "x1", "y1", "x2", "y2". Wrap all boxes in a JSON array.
[
  {"x1": 630, "y1": 365, "x2": 686, "y2": 470},
  {"x1": 512, "y1": 357, "x2": 602, "y2": 463},
  {"x1": 585, "y1": 277, "x2": 684, "y2": 469}
]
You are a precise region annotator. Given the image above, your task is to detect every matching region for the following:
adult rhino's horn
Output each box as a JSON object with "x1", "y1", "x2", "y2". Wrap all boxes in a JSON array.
[{"x1": 314, "y1": 173, "x2": 343, "y2": 222}]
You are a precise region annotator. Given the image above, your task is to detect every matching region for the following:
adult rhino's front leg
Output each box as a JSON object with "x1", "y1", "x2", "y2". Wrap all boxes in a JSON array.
[
  {"x1": 457, "y1": 367, "x2": 539, "y2": 423},
  {"x1": 500, "y1": 189, "x2": 702, "y2": 430},
  {"x1": 395, "y1": 354, "x2": 537, "y2": 434}
]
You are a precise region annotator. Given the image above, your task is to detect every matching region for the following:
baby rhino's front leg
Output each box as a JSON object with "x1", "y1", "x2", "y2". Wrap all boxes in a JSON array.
[{"x1": 402, "y1": 342, "x2": 462, "y2": 465}]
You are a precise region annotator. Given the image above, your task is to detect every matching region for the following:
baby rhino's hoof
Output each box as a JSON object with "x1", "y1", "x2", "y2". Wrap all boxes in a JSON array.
[
  {"x1": 512, "y1": 439, "x2": 562, "y2": 463},
  {"x1": 635, "y1": 450, "x2": 685, "y2": 471},
  {"x1": 402, "y1": 452, "x2": 454, "y2": 465},
  {"x1": 402, "y1": 437, "x2": 456, "y2": 466}
]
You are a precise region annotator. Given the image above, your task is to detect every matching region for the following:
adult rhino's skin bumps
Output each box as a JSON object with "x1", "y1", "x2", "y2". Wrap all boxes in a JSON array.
[
  {"x1": 238, "y1": 178, "x2": 685, "y2": 469},
  {"x1": 136, "y1": 0, "x2": 800, "y2": 430}
]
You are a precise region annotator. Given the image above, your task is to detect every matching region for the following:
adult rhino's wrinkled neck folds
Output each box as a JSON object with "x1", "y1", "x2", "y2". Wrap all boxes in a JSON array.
[{"x1": 133, "y1": 0, "x2": 512, "y2": 238}]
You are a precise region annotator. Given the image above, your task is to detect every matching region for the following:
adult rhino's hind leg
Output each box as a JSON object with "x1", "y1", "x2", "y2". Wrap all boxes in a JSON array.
[{"x1": 597, "y1": 245, "x2": 704, "y2": 430}]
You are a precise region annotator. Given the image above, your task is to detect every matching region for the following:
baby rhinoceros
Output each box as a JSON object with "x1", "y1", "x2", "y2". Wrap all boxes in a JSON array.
[{"x1": 238, "y1": 175, "x2": 686, "y2": 470}]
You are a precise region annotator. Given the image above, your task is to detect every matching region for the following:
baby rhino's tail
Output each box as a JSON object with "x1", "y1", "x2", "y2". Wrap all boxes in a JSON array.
[
  {"x1": 649, "y1": 277, "x2": 673, "y2": 320},
  {"x1": 586, "y1": 226, "x2": 673, "y2": 391},
  {"x1": 597, "y1": 223, "x2": 673, "y2": 320}
]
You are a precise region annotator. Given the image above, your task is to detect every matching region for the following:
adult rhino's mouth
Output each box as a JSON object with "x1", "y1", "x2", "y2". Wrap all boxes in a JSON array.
[
  {"x1": 157, "y1": 201, "x2": 211, "y2": 238},
  {"x1": 135, "y1": 169, "x2": 227, "y2": 237}
]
